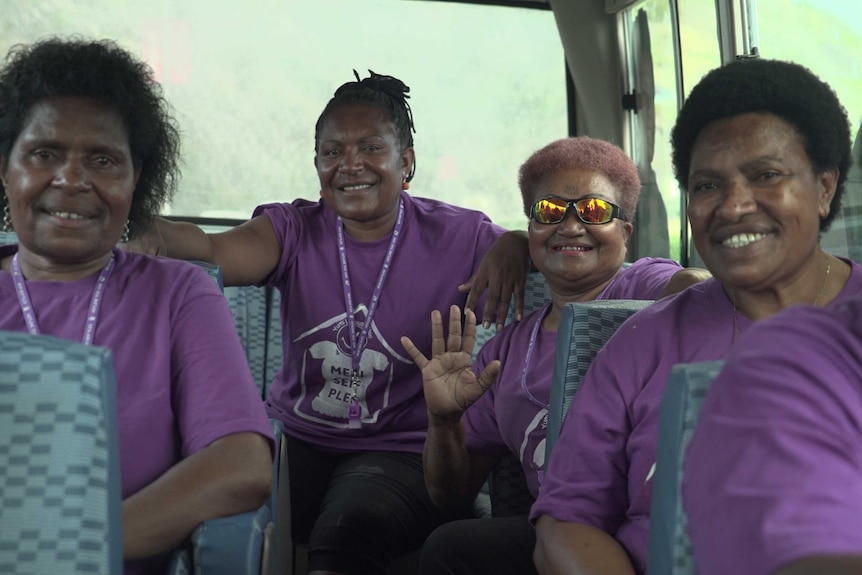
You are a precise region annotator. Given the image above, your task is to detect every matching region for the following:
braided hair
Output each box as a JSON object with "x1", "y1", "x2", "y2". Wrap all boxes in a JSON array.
[{"x1": 314, "y1": 70, "x2": 417, "y2": 182}]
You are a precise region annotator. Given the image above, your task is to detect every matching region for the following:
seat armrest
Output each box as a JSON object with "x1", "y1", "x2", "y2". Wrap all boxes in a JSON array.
[{"x1": 189, "y1": 506, "x2": 273, "y2": 575}]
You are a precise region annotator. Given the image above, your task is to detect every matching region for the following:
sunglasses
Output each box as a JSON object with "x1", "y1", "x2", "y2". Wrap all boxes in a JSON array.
[{"x1": 530, "y1": 197, "x2": 627, "y2": 225}]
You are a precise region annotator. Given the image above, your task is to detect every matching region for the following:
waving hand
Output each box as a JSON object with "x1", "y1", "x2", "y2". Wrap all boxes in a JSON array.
[{"x1": 402, "y1": 305, "x2": 501, "y2": 421}]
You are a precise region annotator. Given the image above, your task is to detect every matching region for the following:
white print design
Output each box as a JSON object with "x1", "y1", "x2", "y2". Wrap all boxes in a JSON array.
[
  {"x1": 519, "y1": 408, "x2": 549, "y2": 485},
  {"x1": 645, "y1": 462, "x2": 656, "y2": 484},
  {"x1": 293, "y1": 304, "x2": 411, "y2": 428}
]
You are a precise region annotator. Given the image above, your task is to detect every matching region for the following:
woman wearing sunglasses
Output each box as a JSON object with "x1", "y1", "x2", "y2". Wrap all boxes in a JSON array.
[
  {"x1": 402, "y1": 136, "x2": 707, "y2": 575},
  {"x1": 532, "y1": 59, "x2": 862, "y2": 575}
]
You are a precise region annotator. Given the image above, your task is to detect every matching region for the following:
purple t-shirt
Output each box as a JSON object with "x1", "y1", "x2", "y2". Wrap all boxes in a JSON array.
[
  {"x1": 530, "y1": 260, "x2": 862, "y2": 574},
  {"x1": 684, "y1": 294, "x2": 862, "y2": 575},
  {"x1": 0, "y1": 247, "x2": 273, "y2": 575},
  {"x1": 464, "y1": 258, "x2": 682, "y2": 498},
  {"x1": 256, "y1": 192, "x2": 504, "y2": 453}
]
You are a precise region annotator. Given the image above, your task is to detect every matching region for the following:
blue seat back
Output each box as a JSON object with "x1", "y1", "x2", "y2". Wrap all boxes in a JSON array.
[
  {"x1": 479, "y1": 272, "x2": 551, "y2": 518},
  {"x1": 546, "y1": 299, "x2": 652, "y2": 459},
  {"x1": 224, "y1": 285, "x2": 271, "y2": 397},
  {"x1": 647, "y1": 360, "x2": 724, "y2": 575},
  {"x1": 189, "y1": 259, "x2": 224, "y2": 290},
  {"x1": 0, "y1": 330, "x2": 122, "y2": 574}
]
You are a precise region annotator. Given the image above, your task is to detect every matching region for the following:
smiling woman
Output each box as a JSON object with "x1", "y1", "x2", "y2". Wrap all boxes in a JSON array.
[
  {"x1": 402, "y1": 136, "x2": 707, "y2": 575},
  {"x1": 129, "y1": 69, "x2": 532, "y2": 575},
  {"x1": 0, "y1": 37, "x2": 274, "y2": 575}
]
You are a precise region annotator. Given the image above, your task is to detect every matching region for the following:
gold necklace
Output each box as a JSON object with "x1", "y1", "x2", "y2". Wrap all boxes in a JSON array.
[{"x1": 732, "y1": 254, "x2": 832, "y2": 340}]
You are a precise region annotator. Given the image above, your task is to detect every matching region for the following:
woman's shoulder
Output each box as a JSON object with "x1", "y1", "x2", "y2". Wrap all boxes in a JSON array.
[
  {"x1": 252, "y1": 198, "x2": 330, "y2": 230},
  {"x1": 114, "y1": 249, "x2": 224, "y2": 297},
  {"x1": 405, "y1": 193, "x2": 494, "y2": 223},
  {"x1": 610, "y1": 277, "x2": 725, "y2": 338}
]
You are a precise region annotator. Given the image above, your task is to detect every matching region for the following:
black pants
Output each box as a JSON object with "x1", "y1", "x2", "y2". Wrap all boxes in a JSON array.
[
  {"x1": 288, "y1": 435, "x2": 467, "y2": 574},
  {"x1": 420, "y1": 515, "x2": 539, "y2": 575}
]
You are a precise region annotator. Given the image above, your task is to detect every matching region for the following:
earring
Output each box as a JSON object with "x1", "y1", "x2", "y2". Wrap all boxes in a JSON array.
[
  {"x1": 2, "y1": 201, "x2": 11, "y2": 232},
  {"x1": 120, "y1": 220, "x2": 131, "y2": 243},
  {"x1": 402, "y1": 178, "x2": 410, "y2": 191}
]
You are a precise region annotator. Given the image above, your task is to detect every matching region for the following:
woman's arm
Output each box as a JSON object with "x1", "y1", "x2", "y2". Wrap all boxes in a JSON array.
[
  {"x1": 658, "y1": 267, "x2": 711, "y2": 298},
  {"x1": 121, "y1": 431, "x2": 272, "y2": 560},
  {"x1": 534, "y1": 516, "x2": 636, "y2": 575},
  {"x1": 402, "y1": 305, "x2": 502, "y2": 506},
  {"x1": 422, "y1": 414, "x2": 500, "y2": 507},
  {"x1": 127, "y1": 215, "x2": 282, "y2": 286}
]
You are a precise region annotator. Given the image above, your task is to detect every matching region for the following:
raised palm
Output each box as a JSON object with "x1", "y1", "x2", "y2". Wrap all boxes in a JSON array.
[{"x1": 402, "y1": 305, "x2": 501, "y2": 420}]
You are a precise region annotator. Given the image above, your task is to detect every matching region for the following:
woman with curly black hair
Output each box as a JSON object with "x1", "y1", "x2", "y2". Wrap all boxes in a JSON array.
[
  {"x1": 0, "y1": 37, "x2": 274, "y2": 575},
  {"x1": 141, "y1": 69, "x2": 529, "y2": 574},
  {"x1": 532, "y1": 58, "x2": 861, "y2": 575}
]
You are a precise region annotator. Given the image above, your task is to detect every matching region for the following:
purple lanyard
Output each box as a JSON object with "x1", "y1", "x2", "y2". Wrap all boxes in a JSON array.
[
  {"x1": 521, "y1": 303, "x2": 551, "y2": 410},
  {"x1": 11, "y1": 253, "x2": 115, "y2": 346},
  {"x1": 336, "y1": 199, "x2": 404, "y2": 428}
]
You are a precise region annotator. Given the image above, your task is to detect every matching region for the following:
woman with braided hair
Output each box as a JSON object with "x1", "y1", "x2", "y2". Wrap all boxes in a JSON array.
[{"x1": 132, "y1": 70, "x2": 528, "y2": 574}]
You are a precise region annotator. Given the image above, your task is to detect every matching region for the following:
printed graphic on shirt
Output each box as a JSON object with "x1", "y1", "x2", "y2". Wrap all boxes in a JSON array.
[
  {"x1": 519, "y1": 408, "x2": 549, "y2": 487},
  {"x1": 294, "y1": 304, "x2": 411, "y2": 428},
  {"x1": 645, "y1": 462, "x2": 656, "y2": 484}
]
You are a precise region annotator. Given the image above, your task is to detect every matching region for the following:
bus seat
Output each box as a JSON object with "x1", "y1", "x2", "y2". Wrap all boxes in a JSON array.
[
  {"x1": 224, "y1": 285, "x2": 270, "y2": 398},
  {"x1": 481, "y1": 271, "x2": 551, "y2": 518},
  {"x1": 263, "y1": 288, "x2": 282, "y2": 400},
  {"x1": 647, "y1": 360, "x2": 724, "y2": 575},
  {"x1": 168, "y1": 419, "x2": 282, "y2": 575},
  {"x1": 821, "y1": 126, "x2": 862, "y2": 262},
  {"x1": 546, "y1": 299, "x2": 653, "y2": 460},
  {"x1": 0, "y1": 330, "x2": 123, "y2": 575},
  {"x1": 189, "y1": 260, "x2": 224, "y2": 290}
]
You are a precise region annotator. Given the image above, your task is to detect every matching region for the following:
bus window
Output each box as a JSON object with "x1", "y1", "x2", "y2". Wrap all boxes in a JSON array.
[
  {"x1": 757, "y1": 0, "x2": 862, "y2": 262},
  {"x1": 620, "y1": 0, "x2": 720, "y2": 262},
  {"x1": 1, "y1": 1, "x2": 566, "y2": 231}
]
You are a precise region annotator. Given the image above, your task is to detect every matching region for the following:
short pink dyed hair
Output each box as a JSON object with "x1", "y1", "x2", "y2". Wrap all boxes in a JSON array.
[{"x1": 518, "y1": 136, "x2": 641, "y2": 221}]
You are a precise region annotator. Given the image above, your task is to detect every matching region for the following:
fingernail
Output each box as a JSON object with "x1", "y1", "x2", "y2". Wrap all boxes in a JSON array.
[{"x1": 483, "y1": 321, "x2": 490, "y2": 329}]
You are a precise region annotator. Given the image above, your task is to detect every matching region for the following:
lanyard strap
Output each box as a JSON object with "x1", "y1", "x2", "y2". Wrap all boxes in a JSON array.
[
  {"x1": 11, "y1": 252, "x2": 116, "y2": 346},
  {"x1": 520, "y1": 303, "x2": 552, "y2": 410},
  {"x1": 336, "y1": 199, "x2": 405, "y2": 427}
]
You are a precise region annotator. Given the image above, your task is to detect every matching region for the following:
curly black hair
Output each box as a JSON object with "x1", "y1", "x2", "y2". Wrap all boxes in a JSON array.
[
  {"x1": 0, "y1": 37, "x2": 181, "y2": 239},
  {"x1": 314, "y1": 69, "x2": 417, "y2": 182},
  {"x1": 671, "y1": 58, "x2": 851, "y2": 232}
]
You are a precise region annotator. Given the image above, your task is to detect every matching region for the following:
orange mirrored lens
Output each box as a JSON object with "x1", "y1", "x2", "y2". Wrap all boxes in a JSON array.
[
  {"x1": 533, "y1": 199, "x2": 568, "y2": 223},
  {"x1": 577, "y1": 198, "x2": 613, "y2": 223}
]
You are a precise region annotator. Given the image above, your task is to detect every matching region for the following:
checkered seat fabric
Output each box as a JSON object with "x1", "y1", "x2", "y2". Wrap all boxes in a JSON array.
[
  {"x1": 546, "y1": 300, "x2": 653, "y2": 459},
  {"x1": 647, "y1": 360, "x2": 724, "y2": 575},
  {"x1": 478, "y1": 272, "x2": 551, "y2": 518},
  {"x1": 0, "y1": 330, "x2": 122, "y2": 575},
  {"x1": 263, "y1": 289, "x2": 282, "y2": 400},
  {"x1": 224, "y1": 285, "x2": 270, "y2": 398}
]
